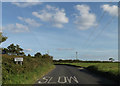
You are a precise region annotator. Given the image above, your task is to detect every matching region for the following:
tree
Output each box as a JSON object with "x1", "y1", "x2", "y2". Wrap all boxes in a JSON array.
[
  {"x1": 19, "y1": 52, "x2": 25, "y2": 56},
  {"x1": 0, "y1": 32, "x2": 7, "y2": 43},
  {"x1": 34, "y1": 52, "x2": 42, "y2": 58},
  {"x1": 7, "y1": 44, "x2": 24, "y2": 55},
  {"x1": 28, "y1": 54, "x2": 31, "y2": 57},
  {"x1": 7, "y1": 44, "x2": 16, "y2": 55},
  {"x1": 15, "y1": 44, "x2": 23, "y2": 55},
  {"x1": 42, "y1": 54, "x2": 50, "y2": 58},
  {"x1": 2, "y1": 48, "x2": 8, "y2": 54},
  {"x1": 109, "y1": 57, "x2": 114, "y2": 62}
]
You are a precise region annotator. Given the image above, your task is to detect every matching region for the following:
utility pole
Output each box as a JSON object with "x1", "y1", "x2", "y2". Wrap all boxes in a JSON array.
[{"x1": 76, "y1": 51, "x2": 78, "y2": 60}]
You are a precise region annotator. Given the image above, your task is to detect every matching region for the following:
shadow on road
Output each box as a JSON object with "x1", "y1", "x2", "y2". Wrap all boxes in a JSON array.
[
  {"x1": 54, "y1": 64, "x2": 119, "y2": 85},
  {"x1": 34, "y1": 64, "x2": 119, "y2": 86}
]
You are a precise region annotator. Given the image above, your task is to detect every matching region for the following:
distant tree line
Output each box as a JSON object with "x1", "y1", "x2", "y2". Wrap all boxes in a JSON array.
[
  {"x1": 53, "y1": 59, "x2": 117, "y2": 63},
  {"x1": 53, "y1": 59, "x2": 81, "y2": 63},
  {"x1": 33, "y1": 52, "x2": 53, "y2": 59}
]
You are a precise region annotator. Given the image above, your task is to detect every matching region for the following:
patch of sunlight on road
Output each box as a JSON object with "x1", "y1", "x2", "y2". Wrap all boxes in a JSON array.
[{"x1": 78, "y1": 68, "x2": 84, "y2": 70}]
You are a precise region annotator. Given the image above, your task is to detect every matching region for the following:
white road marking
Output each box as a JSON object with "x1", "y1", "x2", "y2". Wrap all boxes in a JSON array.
[
  {"x1": 67, "y1": 76, "x2": 79, "y2": 83},
  {"x1": 38, "y1": 76, "x2": 50, "y2": 84},
  {"x1": 47, "y1": 77, "x2": 56, "y2": 84},
  {"x1": 58, "y1": 76, "x2": 67, "y2": 84},
  {"x1": 38, "y1": 76, "x2": 79, "y2": 84}
]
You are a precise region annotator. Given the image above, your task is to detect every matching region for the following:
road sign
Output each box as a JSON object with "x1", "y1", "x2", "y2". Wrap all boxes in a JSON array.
[{"x1": 14, "y1": 57, "x2": 23, "y2": 62}]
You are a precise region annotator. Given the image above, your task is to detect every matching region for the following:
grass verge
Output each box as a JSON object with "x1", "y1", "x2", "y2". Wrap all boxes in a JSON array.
[{"x1": 7, "y1": 64, "x2": 55, "y2": 84}]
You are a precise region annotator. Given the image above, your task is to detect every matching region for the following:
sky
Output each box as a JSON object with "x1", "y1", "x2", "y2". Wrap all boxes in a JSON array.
[{"x1": 1, "y1": 2, "x2": 118, "y2": 61}]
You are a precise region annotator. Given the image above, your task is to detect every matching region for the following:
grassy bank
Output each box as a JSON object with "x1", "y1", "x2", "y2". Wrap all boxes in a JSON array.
[
  {"x1": 57, "y1": 62, "x2": 119, "y2": 81},
  {"x1": 2, "y1": 54, "x2": 55, "y2": 84},
  {"x1": 4, "y1": 64, "x2": 55, "y2": 84}
]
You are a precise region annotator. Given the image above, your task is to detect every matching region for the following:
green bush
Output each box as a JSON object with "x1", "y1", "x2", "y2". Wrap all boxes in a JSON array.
[{"x1": 2, "y1": 54, "x2": 54, "y2": 84}]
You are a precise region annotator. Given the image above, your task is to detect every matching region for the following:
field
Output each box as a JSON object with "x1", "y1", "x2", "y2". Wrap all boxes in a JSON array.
[
  {"x1": 58, "y1": 62, "x2": 119, "y2": 81},
  {"x1": 2, "y1": 54, "x2": 55, "y2": 84},
  {"x1": 60, "y1": 63, "x2": 119, "y2": 76}
]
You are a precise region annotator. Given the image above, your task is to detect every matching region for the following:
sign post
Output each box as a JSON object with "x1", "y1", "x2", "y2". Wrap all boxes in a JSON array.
[{"x1": 14, "y1": 57, "x2": 23, "y2": 65}]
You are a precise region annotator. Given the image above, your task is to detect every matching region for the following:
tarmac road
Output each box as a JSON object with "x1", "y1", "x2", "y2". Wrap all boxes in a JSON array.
[{"x1": 35, "y1": 64, "x2": 118, "y2": 86}]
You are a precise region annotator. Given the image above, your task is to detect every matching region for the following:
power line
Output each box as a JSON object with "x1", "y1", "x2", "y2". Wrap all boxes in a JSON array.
[
  {"x1": 81, "y1": 11, "x2": 107, "y2": 48},
  {"x1": 81, "y1": 0, "x2": 115, "y2": 50},
  {"x1": 85, "y1": 16, "x2": 115, "y2": 50},
  {"x1": 84, "y1": 12, "x2": 106, "y2": 44},
  {"x1": 92, "y1": 16, "x2": 115, "y2": 42}
]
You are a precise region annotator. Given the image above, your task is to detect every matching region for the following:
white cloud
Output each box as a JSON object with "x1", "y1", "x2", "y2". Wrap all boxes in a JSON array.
[
  {"x1": 32, "y1": 11, "x2": 52, "y2": 22},
  {"x1": 12, "y1": 2, "x2": 42, "y2": 8},
  {"x1": 24, "y1": 49, "x2": 32, "y2": 52},
  {"x1": 3, "y1": 23, "x2": 29, "y2": 33},
  {"x1": 101, "y1": 4, "x2": 118, "y2": 17},
  {"x1": 18, "y1": 16, "x2": 41, "y2": 27},
  {"x1": 53, "y1": 23, "x2": 63, "y2": 28},
  {"x1": 56, "y1": 48, "x2": 74, "y2": 51},
  {"x1": 74, "y1": 5, "x2": 97, "y2": 30},
  {"x1": 32, "y1": 5, "x2": 69, "y2": 28}
]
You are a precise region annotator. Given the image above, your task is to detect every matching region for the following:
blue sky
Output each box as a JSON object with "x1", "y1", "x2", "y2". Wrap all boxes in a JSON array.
[{"x1": 1, "y1": 2, "x2": 118, "y2": 61}]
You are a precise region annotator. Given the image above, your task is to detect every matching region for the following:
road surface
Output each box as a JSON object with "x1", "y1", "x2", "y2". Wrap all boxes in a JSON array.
[{"x1": 35, "y1": 64, "x2": 118, "y2": 85}]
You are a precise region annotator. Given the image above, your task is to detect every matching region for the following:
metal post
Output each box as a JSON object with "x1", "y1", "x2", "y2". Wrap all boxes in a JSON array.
[
  {"x1": 16, "y1": 61, "x2": 18, "y2": 64},
  {"x1": 20, "y1": 61, "x2": 22, "y2": 65},
  {"x1": 76, "y1": 52, "x2": 78, "y2": 60}
]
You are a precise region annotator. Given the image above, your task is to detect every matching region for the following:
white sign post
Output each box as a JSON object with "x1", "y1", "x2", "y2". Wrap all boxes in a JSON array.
[{"x1": 14, "y1": 57, "x2": 23, "y2": 65}]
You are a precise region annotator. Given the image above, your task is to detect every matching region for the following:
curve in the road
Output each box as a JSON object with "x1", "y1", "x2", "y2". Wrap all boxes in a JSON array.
[{"x1": 35, "y1": 64, "x2": 118, "y2": 85}]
